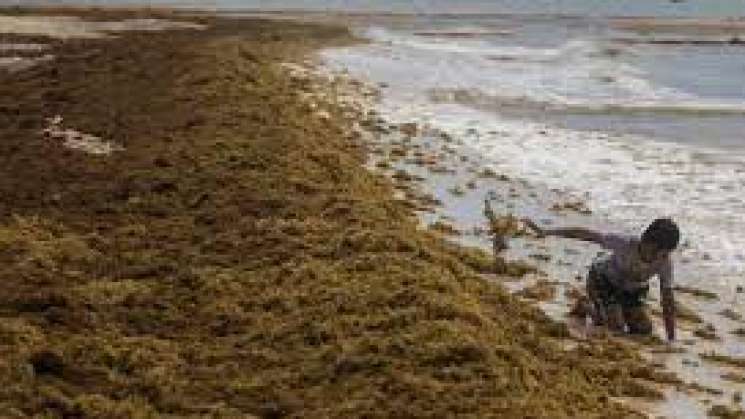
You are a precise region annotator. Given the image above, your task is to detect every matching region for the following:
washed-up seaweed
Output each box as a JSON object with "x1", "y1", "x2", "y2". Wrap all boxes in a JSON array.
[{"x1": 0, "y1": 7, "x2": 673, "y2": 417}]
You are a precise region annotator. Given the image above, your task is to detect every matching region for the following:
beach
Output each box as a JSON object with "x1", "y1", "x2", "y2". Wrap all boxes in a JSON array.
[
  {"x1": 308, "y1": 10, "x2": 745, "y2": 417},
  {"x1": 1, "y1": 5, "x2": 744, "y2": 418}
]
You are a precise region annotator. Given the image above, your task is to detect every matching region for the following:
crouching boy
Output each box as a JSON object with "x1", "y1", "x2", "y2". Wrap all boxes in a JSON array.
[{"x1": 523, "y1": 218, "x2": 680, "y2": 341}]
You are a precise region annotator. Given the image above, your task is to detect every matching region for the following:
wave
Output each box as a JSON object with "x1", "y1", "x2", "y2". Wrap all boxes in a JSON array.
[
  {"x1": 364, "y1": 29, "x2": 660, "y2": 99},
  {"x1": 344, "y1": 26, "x2": 745, "y2": 118},
  {"x1": 365, "y1": 27, "x2": 628, "y2": 61},
  {"x1": 429, "y1": 87, "x2": 745, "y2": 116},
  {"x1": 361, "y1": 28, "x2": 745, "y2": 115},
  {"x1": 413, "y1": 30, "x2": 514, "y2": 38}
]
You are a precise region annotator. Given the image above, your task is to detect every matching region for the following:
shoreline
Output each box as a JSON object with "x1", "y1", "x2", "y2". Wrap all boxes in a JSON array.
[
  {"x1": 316, "y1": 18, "x2": 745, "y2": 418},
  {"x1": 0, "y1": 6, "x2": 731, "y2": 417},
  {"x1": 283, "y1": 35, "x2": 745, "y2": 416}
]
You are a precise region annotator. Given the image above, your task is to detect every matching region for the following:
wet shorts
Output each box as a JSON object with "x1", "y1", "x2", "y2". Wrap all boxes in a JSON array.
[{"x1": 587, "y1": 264, "x2": 649, "y2": 309}]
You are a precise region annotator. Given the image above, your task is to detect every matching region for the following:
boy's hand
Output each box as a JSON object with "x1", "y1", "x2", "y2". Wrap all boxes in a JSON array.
[{"x1": 521, "y1": 218, "x2": 545, "y2": 238}]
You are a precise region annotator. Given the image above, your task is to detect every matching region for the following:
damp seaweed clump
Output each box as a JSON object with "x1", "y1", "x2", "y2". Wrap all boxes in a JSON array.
[
  {"x1": 0, "y1": 7, "x2": 669, "y2": 417},
  {"x1": 651, "y1": 300, "x2": 703, "y2": 324},
  {"x1": 732, "y1": 328, "x2": 745, "y2": 337},
  {"x1": 428, "y1": 220, "x2": 461, "y2": 236},
  {"x1": 516, "y1": 279, "x2": 557, "y2": 301},
  {"x1": 694, "y1": 324, "x2": 719, "y2": 340},
  {"x1": 674, "y1": 285, "x2": 719, "y2": 301},
  {"x1": 708, "y1": 404, "x2": 745, "y2": 419},
  {"x1": 700, "y1": 352, "x2": 745, "y2": 369},
  {"x1": 721, "y1": 309, "x2": 743, "y2": 322},
  {"x1": 721, "y1": 372, "x2": 745, "y2": 384}
]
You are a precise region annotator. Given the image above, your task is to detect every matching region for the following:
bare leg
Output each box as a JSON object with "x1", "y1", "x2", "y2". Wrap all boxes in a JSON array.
[{"x1": 587, "y1": 270, "x2": 607, "y2": 326}]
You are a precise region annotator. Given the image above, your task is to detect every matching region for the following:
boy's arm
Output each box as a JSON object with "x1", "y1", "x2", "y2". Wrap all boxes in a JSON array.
[
  {"x1": 660, "y1": 260, "x2": 676, "y2": 341},
  {"x1": 522, "y1": 219, "x2": 605, "y2": 244}
]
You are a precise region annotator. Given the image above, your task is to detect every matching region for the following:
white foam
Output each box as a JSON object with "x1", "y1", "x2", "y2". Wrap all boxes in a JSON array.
[
  {"x1": 353, "y1": 26, "x2": 745, "y2": 114},
  {"x1": 379, "y1": 96, "x2": 745, "y2": 286}
]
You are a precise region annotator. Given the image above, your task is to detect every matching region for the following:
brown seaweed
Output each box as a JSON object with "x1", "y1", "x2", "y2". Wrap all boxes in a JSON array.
[{"x1": 0, "y1": 7, "x2": 671, "y2": 417}]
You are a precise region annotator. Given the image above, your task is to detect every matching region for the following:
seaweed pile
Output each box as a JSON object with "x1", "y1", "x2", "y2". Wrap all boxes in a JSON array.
[{"x1": 0, "y1": 9, "x2": 669, "y2": 417}]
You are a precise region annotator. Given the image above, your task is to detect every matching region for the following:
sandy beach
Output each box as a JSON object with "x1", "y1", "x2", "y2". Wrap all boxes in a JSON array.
[
  {"x1": 314, "y1": 12, "x2": 745, "y2": 417},
  {"x1": 1, "y1": 6, "x2": 743, "y2": 418}
]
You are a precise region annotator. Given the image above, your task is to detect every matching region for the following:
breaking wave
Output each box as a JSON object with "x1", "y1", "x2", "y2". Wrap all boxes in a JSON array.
[
  {"x1": 364, "y1": 26, "x2": 745, "y2": 116},
  {"x1": 429, "y1": 87, "x2": 745, "y2": 116}
]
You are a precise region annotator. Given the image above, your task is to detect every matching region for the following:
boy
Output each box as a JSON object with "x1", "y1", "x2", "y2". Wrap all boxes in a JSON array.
[{"x1": 523, "y1": 218, "x2": 680, "y2": 341}]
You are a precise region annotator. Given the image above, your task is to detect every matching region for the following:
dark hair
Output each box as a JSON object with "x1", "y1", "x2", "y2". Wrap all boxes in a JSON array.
[{"x1": 641, "y1": 218, "x2": 680, "y2": 250}]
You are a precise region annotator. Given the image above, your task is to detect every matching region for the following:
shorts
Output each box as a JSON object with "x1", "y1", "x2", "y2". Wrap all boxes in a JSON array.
[
  {"x1": 587, "y1": 263, "x2": 652, "y2": 334},
  {"x1": 587, "y1": 264, "x2": 649, "y2": 309}
]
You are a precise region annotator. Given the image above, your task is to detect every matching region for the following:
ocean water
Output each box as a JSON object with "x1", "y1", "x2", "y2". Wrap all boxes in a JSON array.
[{"x1": 4, "y1": 0, "x2": 745, "y2": 17}]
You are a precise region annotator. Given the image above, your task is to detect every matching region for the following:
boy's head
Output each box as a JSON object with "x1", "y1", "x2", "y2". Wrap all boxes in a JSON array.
[{"x1": 639, "y1": 218, "x2": 680, "y2": 262}]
